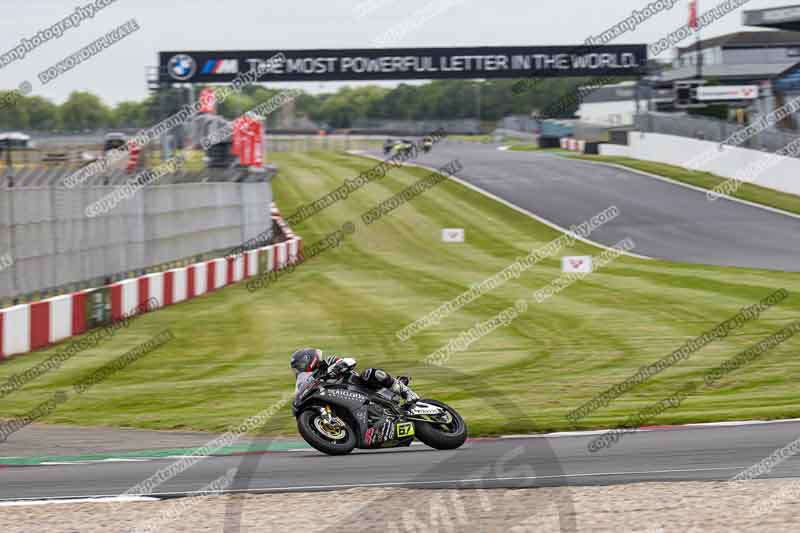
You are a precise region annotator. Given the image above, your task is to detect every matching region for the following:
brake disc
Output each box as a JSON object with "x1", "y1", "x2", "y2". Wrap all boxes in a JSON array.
[{"x1": 314, "y1": 417, "x2": 345, "y2": 440}]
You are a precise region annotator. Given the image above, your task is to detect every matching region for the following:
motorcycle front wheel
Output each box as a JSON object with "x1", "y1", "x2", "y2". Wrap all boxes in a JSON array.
[
  {"x1": 297, "y1": 408, "x2": 357, "y2": 455},
  {"x1": 413, "y1": 399, "x2": 468, "y2": 450}
]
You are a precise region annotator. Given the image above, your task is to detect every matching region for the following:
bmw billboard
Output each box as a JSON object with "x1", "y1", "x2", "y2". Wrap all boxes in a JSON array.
[{"x1": 158, "y1": 45, "x2": 648, "y2": 84}]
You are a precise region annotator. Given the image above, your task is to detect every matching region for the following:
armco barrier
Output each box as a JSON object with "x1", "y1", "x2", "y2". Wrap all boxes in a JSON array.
[{"x1": 0, "y1": 205, "x2": 302, "y2": 360}]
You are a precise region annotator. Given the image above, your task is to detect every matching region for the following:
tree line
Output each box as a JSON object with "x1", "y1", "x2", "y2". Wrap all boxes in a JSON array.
[{"x1": 0, "y1": 77, "x2": 611, "y2": 131}]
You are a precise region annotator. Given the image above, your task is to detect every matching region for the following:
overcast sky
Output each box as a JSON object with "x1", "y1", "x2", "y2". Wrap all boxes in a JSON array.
[{"x1": 0, "y1": 0, "x2": 795, "y2": 105}]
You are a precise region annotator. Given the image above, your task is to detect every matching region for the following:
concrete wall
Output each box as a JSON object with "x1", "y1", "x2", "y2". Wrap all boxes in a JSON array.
[
  {"x1": 577, "y1": 101, "x2": 637, "y2": 127},
  {"x1": 599, "y1": 132, "x2": 800, "y2": 197},
  {"x1": 597, "y1": 144, "x2": 632, "y2": 157}
]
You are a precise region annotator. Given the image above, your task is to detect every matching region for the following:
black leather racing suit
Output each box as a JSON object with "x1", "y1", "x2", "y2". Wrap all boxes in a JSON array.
[{"x1": 294, "y1": 356, "x2": 418, "y2": 402}]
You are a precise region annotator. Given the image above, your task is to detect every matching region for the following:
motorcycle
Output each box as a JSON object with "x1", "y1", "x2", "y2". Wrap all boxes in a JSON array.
[
  {"x1": 389, "y1": 140, "x2": 414, "y2": 157},
  {"x1": 292, "y1": 373, "x2": 467, "y2": 455},
  {"x1": 421, "y1": 136, "x2": 433, "y2": 152}
]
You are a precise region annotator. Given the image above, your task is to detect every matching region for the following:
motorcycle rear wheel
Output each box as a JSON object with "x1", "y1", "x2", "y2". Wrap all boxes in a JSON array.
[
  {"x1": 413, "y1": 399, "x2": 468, "y2": 450},
  {"x1": 297, "y1": 408, "x2": 357, "y2": 456}
]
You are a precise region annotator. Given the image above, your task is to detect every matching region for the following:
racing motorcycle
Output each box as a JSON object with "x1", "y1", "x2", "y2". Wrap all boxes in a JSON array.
[{"x1": 292, "y1": 373, "x2": 467, "y2": 455}]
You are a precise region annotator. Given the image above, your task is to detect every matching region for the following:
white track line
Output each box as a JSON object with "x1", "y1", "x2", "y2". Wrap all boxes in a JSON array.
[
  {"x1": 497, "y1": 418, "x2": 800, "y2": 439},
  {"x1": 348, "y1": 151, "x2": 650, "y2": 260},
  {"x1": 0, "y1": 465, "x2": 754, "y2": 504},
  {"x1": 12, "y1": 419, "x2": 800, "y2": 466},
  {"x1": 222, "y1": 465, "x2": 750, "y2": 492},
  {"x1": 565, "y1": 157, "x2": 800, "y2": 221},
  {"x1": 0, "y1": 496, "x2": 158, "y2": 506}
]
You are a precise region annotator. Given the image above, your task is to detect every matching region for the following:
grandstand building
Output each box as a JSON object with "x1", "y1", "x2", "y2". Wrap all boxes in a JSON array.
[
  {"x1": 645, "y1": 27, "x2": 800, "y2": 129},
  {"x1": 576, "y1": 81, "x2": 673, "y2": 127}
]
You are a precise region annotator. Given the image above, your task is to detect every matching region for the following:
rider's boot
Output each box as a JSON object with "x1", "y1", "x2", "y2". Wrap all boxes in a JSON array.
[{"x1": 391, "y1": 379, "x2": 419, "y2": 405}]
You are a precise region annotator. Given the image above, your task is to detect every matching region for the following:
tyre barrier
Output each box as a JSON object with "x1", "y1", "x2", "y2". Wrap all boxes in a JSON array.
[{"x1": 559, "y1": 137, "x2": 586, "y2": 153}]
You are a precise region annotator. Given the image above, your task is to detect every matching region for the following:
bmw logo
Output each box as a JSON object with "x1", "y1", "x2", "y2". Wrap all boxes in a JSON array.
[{"x1": 168, "y1": 54, "x2": 197, "y2": 81}]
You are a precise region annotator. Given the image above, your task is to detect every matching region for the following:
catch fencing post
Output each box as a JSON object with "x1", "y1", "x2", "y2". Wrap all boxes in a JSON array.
[{"x1": 6, "y1": 169, "x2": 19, "y2": 301}]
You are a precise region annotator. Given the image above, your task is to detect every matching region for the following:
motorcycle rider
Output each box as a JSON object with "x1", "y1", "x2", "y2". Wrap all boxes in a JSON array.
[
  {"x1": 421, "y1": 136, "x2": 433, "y2": 152},
  {"x1": 290, "y1": 347, "x2": 419, "y2": 405}
]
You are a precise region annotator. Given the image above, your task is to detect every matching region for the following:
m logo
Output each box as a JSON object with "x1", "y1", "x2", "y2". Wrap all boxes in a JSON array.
[{"x1": 202, "y1": 59, "x2": 240, "y2": 75}]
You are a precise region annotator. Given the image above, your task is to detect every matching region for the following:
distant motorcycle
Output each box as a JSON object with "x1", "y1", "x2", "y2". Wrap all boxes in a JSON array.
[
  {"x1": 292, "y1": 373, "x2": 467, "y2": 455},
  {"x1": 389, "y1": 139, "x2": 414, "y2": 157},
  {"x1": 399, "y1": 139, "x2": 415, "y2": 156}
]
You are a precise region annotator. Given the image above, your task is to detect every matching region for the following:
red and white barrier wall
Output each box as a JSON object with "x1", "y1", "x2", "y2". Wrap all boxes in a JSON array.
[{"x1": 0, "y1": 203, "x2": 302, "y2": 360}]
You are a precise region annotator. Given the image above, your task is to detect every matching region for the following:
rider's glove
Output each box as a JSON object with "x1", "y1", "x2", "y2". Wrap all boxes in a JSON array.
[{"x1": 325, "y1": 357, "x2": 356, "y2": 377}]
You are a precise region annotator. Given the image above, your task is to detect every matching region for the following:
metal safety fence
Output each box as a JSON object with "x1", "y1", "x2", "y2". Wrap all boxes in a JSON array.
[
  {"x1": 635, "y1": 112, "x2": 800, "y2": 154},
  {"x1": 263, "y1": 136, "x2": 382, "y2": 153},
  {"x1": 0, "y1": 181, "x2": 273, "y2": 305}
]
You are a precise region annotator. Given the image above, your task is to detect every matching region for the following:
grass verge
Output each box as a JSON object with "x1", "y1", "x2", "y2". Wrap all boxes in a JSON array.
[
  {"x1": 507, "y1": 144, "x2": 541, "y2": 151},
  {"x1": 1, "y1": 151, "x2": 799, "y2": 438}
]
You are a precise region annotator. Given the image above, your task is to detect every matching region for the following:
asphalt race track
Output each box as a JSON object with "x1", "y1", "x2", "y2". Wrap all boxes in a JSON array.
[
  {"x1": 1, "y1": 421, "x2": 800, "y2": 500},
  {"x1": 379, "y1": 142, "x2": 800, "y2": 272}
]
